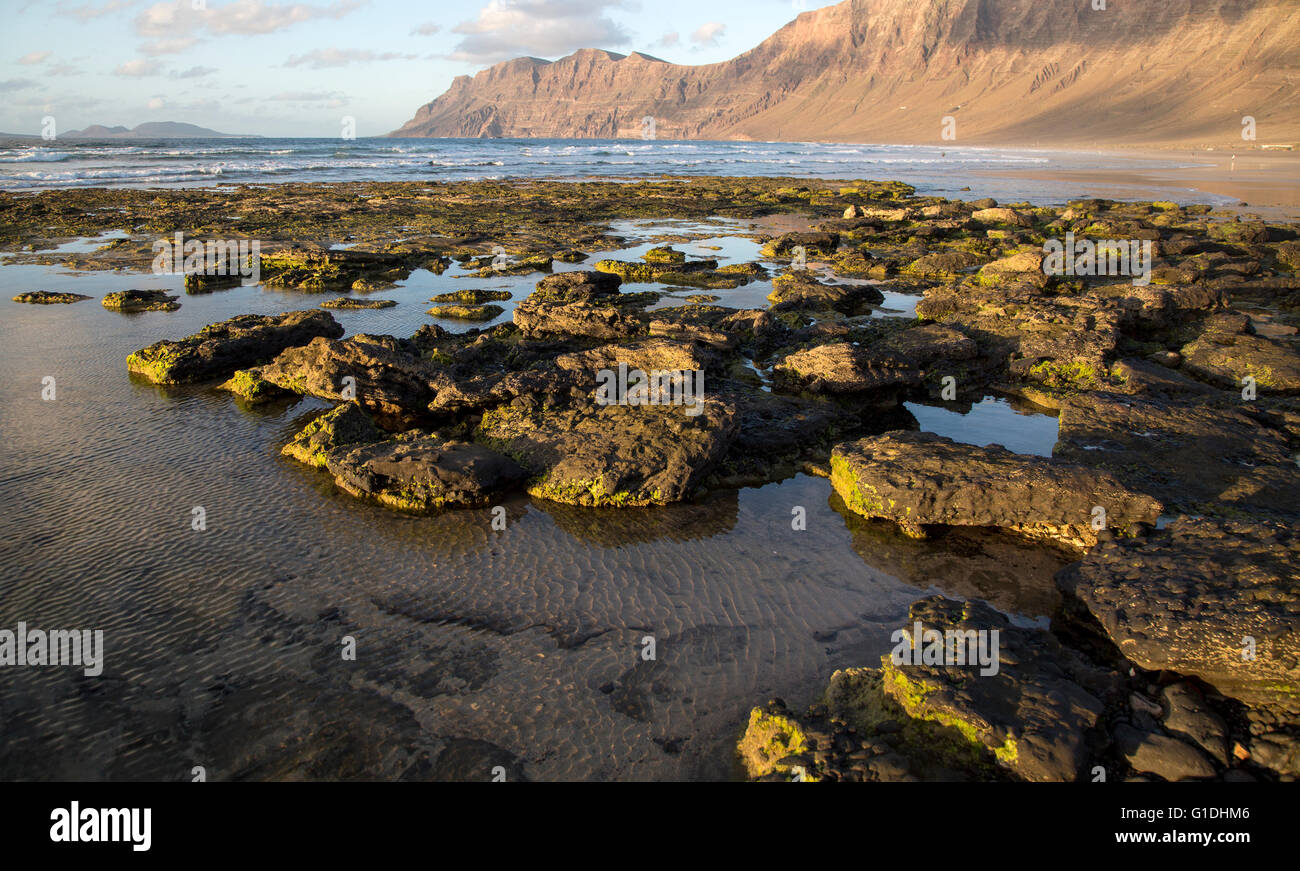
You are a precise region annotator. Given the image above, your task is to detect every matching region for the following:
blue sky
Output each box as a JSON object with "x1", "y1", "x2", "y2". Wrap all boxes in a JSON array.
[{"x1": 0, "y1": 0, "x2": 841, "y2": 136}]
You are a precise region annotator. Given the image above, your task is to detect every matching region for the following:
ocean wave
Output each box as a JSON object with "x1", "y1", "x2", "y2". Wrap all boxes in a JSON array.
[{"x1": 0, "y1": 150, "x2": 73, "y2": 163}]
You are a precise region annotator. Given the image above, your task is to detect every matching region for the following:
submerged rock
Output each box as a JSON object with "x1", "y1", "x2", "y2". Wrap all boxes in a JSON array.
[
  {"x1": 830, "y1": 430, "x2": 1162, "y2": 546},
  {"x1": 327, "y1": 434, "x2": 525, "y2": 511},
  {"x1": 127, "y1": 310, "x2": 343, "y2": 384},
  {"x1": 102, "y1": 289, "x2": 180, "y2": 312},
  {"x1": 1058, "y1": 517, "x2": 1300, "y2": 709}
]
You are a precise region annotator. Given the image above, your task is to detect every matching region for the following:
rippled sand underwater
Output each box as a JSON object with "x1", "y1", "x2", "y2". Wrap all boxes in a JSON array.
[{"x1": 0, "y1": 228, "x2": 1069, "y2": 781}]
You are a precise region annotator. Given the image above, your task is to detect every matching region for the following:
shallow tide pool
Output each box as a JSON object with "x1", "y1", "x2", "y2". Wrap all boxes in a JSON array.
[{"x1": 0, "y1": 233, "x2": 1067, "y2": 781}]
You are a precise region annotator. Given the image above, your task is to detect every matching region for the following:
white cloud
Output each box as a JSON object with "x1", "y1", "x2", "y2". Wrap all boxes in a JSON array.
[
  {"x1": 135, "y1": 0, "x2": 362, "y2": 39},
  {"x1": 114, "y1": 58, "x2": 162, "y2": 76},
  {"x1": 140, "y1": 37, "x2": 197, "y2": 55},
  {"x1": 448, "y1": 0, "x2": 634, "y2": 64},
  {"x1": 411, "y1": 22, "x2": 440, "y2": 36},
  {"x1": 17, "y1": 51, "x2": 51, "y2": 65},
  {"x1": 63, "y1": 0, "x2": 138, "y2": 20},
  {"x1": 0, "y1": 78, "x2": 41, "y2": 92},
  {"x1": 657, "y1": 31, "x2": 678, "y2": 48},
  {"x1": 170, "y1": 65, "x2": 217, "y2": 78},
  {"x1": 690, "y1": 21, "x2": 725, "y2": 46},
  {"x1": 147, "y1": 96, "x2": 165, "y2": 109},
  {"x1": 267, "y1": 90, "x2": 349, "y2": 108},
  {"x1": 284, "y1": 48, "x2": 416, "y2": 68}
]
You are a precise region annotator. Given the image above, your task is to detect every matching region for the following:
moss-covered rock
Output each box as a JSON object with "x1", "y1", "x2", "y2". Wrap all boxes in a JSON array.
[
  {"x1": 281, "y1": 403, "x2": 383, "y2": 468},
  {"x1": 12, "y1": 290, "x2": 91, "y2": 304},
  {"x1": 426, "y1": 303, "x2": 505, "y2": 321},
  {"x1": 127, "y1": 309, "x2": 343, "y2": 384},
  {"x1": 102, "y1": 289, "x2": 180, "y2": 312},
  {"x1": 326, "y1": 433, "x2": 525, "y2": 511}
]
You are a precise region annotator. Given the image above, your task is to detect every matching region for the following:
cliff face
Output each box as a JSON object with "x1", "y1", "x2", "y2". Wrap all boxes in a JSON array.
[{"x1": 391, "y1": 0, "x2": 1300, "y2": 146}]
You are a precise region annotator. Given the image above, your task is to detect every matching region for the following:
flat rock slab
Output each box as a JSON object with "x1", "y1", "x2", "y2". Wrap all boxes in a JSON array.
[
  {"x1": 1051, "y1": 393, "x2": 1297, "y2": 515},
  {"x1": 1058, "y1": 517, "x2": 1300, "y2": 709},
  {"x1": 831, "y1": 430, "x2": 1161, "y2": 546},
  {"x1": 127, "y1": 309, "x2": 342, "y2": 384},
  {"x1": 327, "y1": 435, "x2": 525, "y2": 512},
  {"x1": 12, "y1": 291, "x2": 91, "y2": 304},
  {"x1": 880, "y1": 596, "x2": 1108, "y2": 782},
  {"x1": 320, "y1": 297, "x2": 397, "y2": 309},
  {"x1": 1181, "y1": 320, "x2": 1300, "y2": 394}
]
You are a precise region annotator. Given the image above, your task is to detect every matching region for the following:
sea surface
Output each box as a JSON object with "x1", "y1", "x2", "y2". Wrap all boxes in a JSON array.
[
  {"x1": 0, "y1": 137, "x2": 1238, "y2": 207},
  {"x1": 0, "y1": 215, "x2": 1073, "y2": 780}
]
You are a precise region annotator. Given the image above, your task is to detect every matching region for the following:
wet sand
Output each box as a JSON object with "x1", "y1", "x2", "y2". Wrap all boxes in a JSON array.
[{"x1": 979, "y1": 148, "x2": 1300, "y2": 218}]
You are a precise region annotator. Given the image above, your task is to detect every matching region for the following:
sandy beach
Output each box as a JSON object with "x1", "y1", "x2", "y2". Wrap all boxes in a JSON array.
[{"x1": 981, "y1": 148, "x2": 1300, "y2": 218}]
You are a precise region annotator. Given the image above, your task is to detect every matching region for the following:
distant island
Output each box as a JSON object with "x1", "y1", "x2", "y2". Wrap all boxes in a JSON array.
[{"x1": 62, "y1": 122, "x2": 255, "y2": 139}]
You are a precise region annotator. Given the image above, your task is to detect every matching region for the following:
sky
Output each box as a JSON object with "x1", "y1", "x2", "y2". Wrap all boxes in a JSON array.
[{"x1": 0, "y1": 0, "x2": 842, "y2": 137}]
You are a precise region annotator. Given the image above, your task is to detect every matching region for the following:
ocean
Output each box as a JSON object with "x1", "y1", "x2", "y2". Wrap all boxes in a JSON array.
[{"x1": 0, "y1": 136, "x2": 1235, "y2": 207}]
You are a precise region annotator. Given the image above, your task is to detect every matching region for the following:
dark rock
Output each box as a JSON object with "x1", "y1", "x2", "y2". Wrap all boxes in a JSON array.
[
  {"x1": 831, "y1": 430, "x2": 1161, "y2": 546},
  {"x1": 327, "y1": 434, "x2": 525, "y2": 511},
  {"x1": 282, "y1": 403, "x2": 383, "y2": 468},
  {"x1": 1059, "y1": 518, "x2": 1300, "y2": 708},
  {"x1": 127, "y1": 310, "x2": 343, "y2": 384},
  {"x1": 1113, "y1": 724, "x2": 1218, "y2": 781},
  {"x1": 11, "y1": 290, "x2": 90, "y2": 304},
  {"x1": 1161, "y1": 682, "x2": 1230, "y2": 765},
  {"x1": 102, "y1": 289, "x2": 180, "y2": 312}
]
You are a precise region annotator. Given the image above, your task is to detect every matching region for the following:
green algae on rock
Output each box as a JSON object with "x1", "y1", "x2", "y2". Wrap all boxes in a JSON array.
[
  {"x1": 326, "y1": 433, "x2": 525, "y2": 512},
  {"x1": 102, "y1": 289, "x2": 180, "y2": 312},
  {"x1": 281, "y1": 403, "x2": 383, "y2": 468},
  {"x1": 320, "y1": 297, "x2": 398, "y2": 309},
  {"x1": 12, "y1": 291, "x2": 91, "y2": 304},
  {"x1": 475, "y1": 396, "x2": 737, "y2": 507},
  {"x1": 426, "y1": 303, "x2": 505, "y2": 321},
  {"x1": 829, "y1": 431, "x2": 1162, "y2": 547},
  {"x1": 429, "y1": 289, "x2": 512, "y2": 304},
  {"x1": 218, "y1": 367, "x2": 290, "y2": 404},
  {"x1": 127, "y1": 310, "x2": 343, "y2": 384}
]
